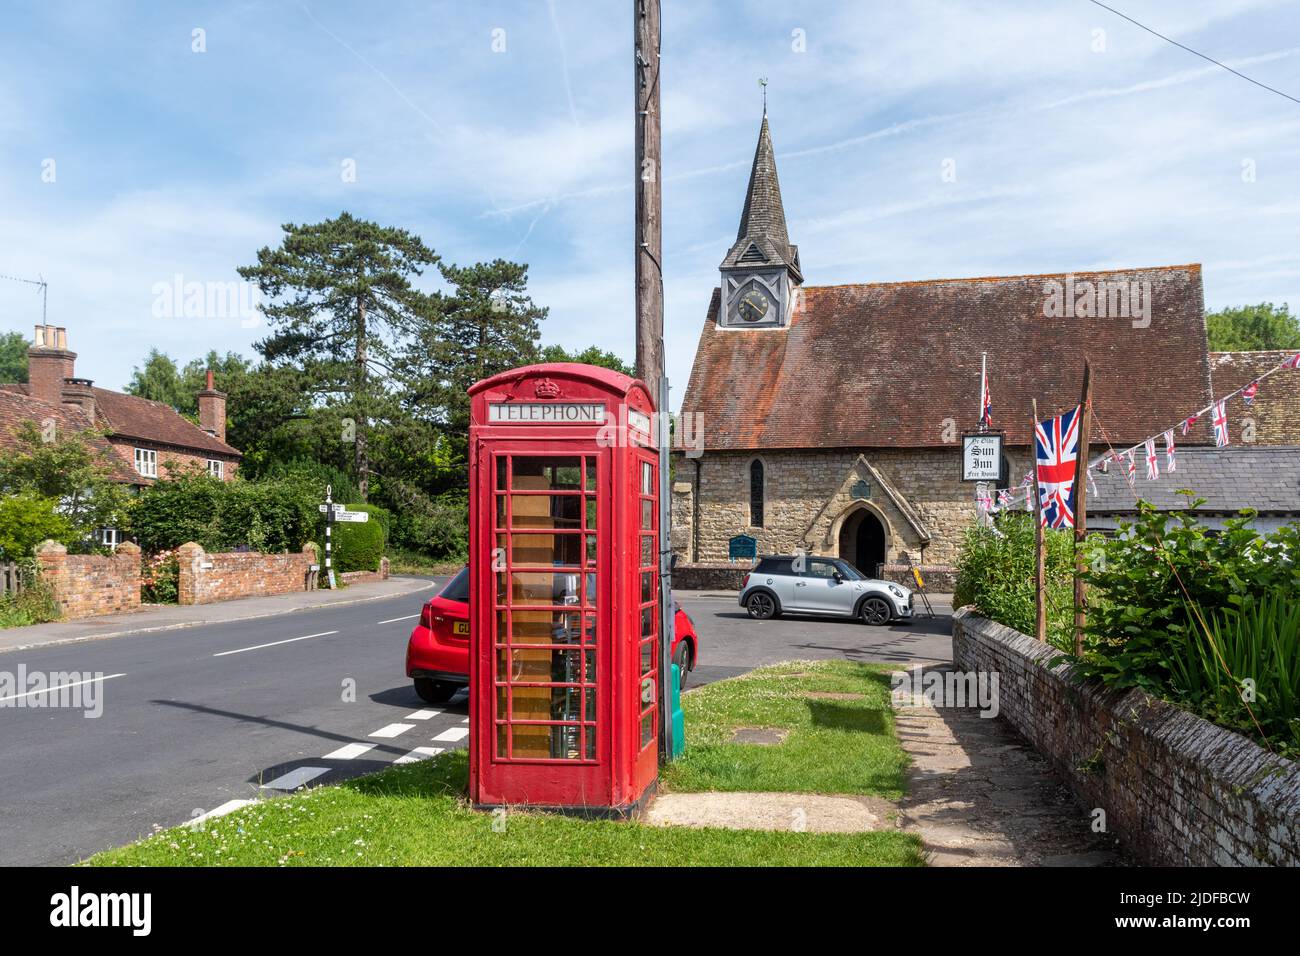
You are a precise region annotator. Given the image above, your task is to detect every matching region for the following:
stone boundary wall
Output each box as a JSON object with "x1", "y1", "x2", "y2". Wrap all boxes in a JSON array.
[
  {"x1": 671, "y1": 562, "x2": 752, "y2": 591},
  {"x1": 879, "y1": 563, "x2": 956, "y2": 592},
  {"x1": 338, "y1": 557, "x2": 390, "y2": 587},
  {"x1": 177, "y1": 542, "x2": 318, "y2": 606},
  {"x1": 952, "y1": 608, "x2": 1300, "y2": 866},
  {"x1": 35, "y1": 540, "x2": 141, "y2": 619}
]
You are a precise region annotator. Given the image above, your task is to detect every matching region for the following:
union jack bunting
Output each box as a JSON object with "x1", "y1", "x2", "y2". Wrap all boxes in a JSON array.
[
  {"x1": 997, "y1": 489, "x2": 1012, "y2": 507},
  {"x1": 1125, "y1": 449, "x2": 1137, "y2": 486},
  {"x1": 1087, "y1": 469, "x2": 1098, "y2": 497},
  {"x1": 980, "y1": 374, "x2": 992, "y2": 428},
  {"x1": 1212, "y1": 399, "x2": 1230, "y2": 448},
  {"x1": 1144, "y1": 438, "x2": 1159, "y2": 480},
  {"x1": 1181, "y1": 414, "x2": 1198, "y2": 437},
  {"x1": 1099, "y1": 458, "x2": 1109, "y2": 474},
  {"x1": 1284, "y1": 352, "x2": 1300, "y2": 369},
  {"x1": 1164, "y1": 429, "x2": 1176, "y2": 473},
  {"x1": 1034, "y1": 405, "x2": 1082, "y2": 529},
  {"x1": 1242, "y1": 380, "x2": 1259, "y2": 406}
]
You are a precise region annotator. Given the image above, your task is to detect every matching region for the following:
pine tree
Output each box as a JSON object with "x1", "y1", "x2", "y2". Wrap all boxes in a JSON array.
[{"x1": 238, "y1": 213, "x2": 441, "y2": 501}]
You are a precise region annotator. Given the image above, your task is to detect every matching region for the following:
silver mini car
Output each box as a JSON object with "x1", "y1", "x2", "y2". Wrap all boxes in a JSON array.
[{"x1": 738, "y1": 555, "x2": 913, "y2": 625}]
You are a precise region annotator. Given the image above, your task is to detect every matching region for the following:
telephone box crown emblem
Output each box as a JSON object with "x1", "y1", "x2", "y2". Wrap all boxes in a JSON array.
[{"x1": 534, "y1": 378, "x2": 561, "y2": 398}]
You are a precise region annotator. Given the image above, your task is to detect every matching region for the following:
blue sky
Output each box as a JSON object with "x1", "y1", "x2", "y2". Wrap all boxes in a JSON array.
[{"x1": 2, "y1": 0, "x2": 1299, "y2": 408}]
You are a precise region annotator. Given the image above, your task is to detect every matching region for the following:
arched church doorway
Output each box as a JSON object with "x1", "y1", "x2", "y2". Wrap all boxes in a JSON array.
[{"x1": 838, "y1": 508, "x2": 887, "y2": 578}]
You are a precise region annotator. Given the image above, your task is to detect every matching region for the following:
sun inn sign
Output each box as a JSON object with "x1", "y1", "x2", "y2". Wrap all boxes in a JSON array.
[{"x1": 961, "y1": 432, "x2": 1003, "y2": 482}]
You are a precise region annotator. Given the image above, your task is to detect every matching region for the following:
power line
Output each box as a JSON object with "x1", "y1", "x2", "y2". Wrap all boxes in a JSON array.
[{"x1": 1086, "y1": 0, "x2": 1300, "y2": 106}]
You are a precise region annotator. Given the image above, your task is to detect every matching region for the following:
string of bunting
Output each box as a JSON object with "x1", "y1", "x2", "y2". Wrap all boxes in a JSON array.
[{"x1": 979, "y1": 349, "x2": 1300, "y2": 516}]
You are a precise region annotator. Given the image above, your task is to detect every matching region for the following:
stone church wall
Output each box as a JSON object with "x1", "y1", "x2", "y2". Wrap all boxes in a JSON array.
[{"x1": 673, "y1": 446, "x2": 1032, "y2": 568}]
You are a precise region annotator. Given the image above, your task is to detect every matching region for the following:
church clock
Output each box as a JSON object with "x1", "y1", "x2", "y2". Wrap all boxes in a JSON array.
[{"x1": 738, "y1": 288, "x2": 769, "y2": 322}]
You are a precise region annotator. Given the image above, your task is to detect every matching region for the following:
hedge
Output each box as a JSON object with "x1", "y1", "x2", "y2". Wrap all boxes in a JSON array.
[{"x1": 331, "y1": 503, "x2": 389, "y2": 573}]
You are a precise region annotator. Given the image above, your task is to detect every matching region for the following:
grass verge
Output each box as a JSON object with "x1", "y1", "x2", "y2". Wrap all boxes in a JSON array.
[
  {"x1": 85, "y1": 751, "x2": 922, "y2": 867},
  {"x1": 662, "y1": 660, "x2": 909, "y2": 797}
]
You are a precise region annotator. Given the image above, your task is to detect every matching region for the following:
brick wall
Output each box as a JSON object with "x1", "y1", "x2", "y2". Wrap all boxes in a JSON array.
[
  {"x1": 673, "y1": 447, "x2": 1032, "y2": 567},
  {"x1": 36, "y1": 540, "x2": 141, "y2": 619},
  {"x1": 878, "y1": 564, "x2": 957, "y2": 592},
  {"x1": 338, "y1": 558, "x2": 390, "y2": 586},
  {"x1": 176, "y1": 542, "x2": 318, "y2": 605},
  {"x1": 952, "y1": 609, "x2": 1300, "y2": 866},
  {"x1": 108, "y1": 439, "x2": 239, "y2": 482}
]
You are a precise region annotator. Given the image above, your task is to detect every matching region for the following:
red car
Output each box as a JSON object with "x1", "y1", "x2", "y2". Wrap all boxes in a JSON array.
[{"x1": 407, "y1": 567, "x2": 700, "y2": 704}]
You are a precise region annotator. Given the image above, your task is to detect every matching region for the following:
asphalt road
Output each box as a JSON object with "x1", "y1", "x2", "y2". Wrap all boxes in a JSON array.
[{"x1": 0, "y1": 580, "x2": 950, "y2": 866}]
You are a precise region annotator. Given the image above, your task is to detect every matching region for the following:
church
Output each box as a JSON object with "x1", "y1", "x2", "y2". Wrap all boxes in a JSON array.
[{"x1": 671, "y1": 112, "x2": 1296, "y2": 584}]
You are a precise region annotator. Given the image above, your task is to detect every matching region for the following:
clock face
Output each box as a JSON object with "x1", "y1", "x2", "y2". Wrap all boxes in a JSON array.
[{"x1": 737, "y1": 288, "x2": 770, "y2": 322}]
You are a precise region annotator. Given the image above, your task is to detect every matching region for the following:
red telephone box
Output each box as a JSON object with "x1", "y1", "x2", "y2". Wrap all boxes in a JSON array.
[{"x1": 467, "y1": 363, "x2": 660, "y2": 815}]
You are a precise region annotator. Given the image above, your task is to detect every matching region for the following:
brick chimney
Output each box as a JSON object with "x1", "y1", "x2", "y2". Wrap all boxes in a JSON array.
[
  {"x1": 27, "y1": 325, "x2": 76, "y2": 406},
  {"x1": 197, "y1": 369, "x2": 227, "y2": 442},
  {"x1": 61, "y1": 376, "x2": 96, "y2": 422}
]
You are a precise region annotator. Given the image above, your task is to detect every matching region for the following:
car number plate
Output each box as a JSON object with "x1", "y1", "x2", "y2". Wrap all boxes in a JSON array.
[{"x1": 453, "y1": 621, "x2": 470, "y2": 636}]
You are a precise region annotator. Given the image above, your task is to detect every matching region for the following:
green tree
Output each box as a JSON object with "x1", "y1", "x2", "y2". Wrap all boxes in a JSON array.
[
  {"x1": 1205, "y1": 302, "x2": 1300, "y2": 351},
  {"x1": 125, "y1": 349, "x2": 188, "y2": 410},
  {"x1": 539, "y1": 344, "x2": 634, "y2": 376},
  {"x1": 0, "y1": 493, "x2": 72, "y2": 559},
  {"x1": 238, "y1": 212, "x2": 442, "y2": 501},
  {"x1": 0, "y1": 422, "x2": 132, "y2": 549},
  {"x1": 0, "y1": 330, "x2": 29, "y2": 383},
  {"x1": 401, "y1": 259, "x2": 546, "y2": 466}
]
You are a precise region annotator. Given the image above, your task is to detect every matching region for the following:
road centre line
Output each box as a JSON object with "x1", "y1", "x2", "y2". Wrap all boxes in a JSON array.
[
  {"x1": 212, "y1": 631, "x2": 338, "y2": 657},
  {"x1": 0, "y1": 672, "x2": 126, "y2": 704},
  {"x1": 377, "y1": 614, "x2": 420, "y2": 624}
]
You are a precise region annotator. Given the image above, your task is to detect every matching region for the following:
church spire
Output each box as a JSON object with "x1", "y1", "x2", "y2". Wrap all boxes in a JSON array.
[{"x1": 721, "y1": 112, "x2": 801, "y2": 283}]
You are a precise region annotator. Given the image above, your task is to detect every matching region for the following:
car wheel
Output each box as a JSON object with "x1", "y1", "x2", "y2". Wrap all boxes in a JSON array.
[
  {"x1": 414, "y1": 678, "x2": 458, "y2": 704},
  {"x1": 672, "y1": 642, "x2": 691, "y2": 688},
  {"x1": 859, "y1": 596, "x2": 892, "y2": 626},
  {"x1": 745, "y1": 592, "x2": 777, "y2": 620}
]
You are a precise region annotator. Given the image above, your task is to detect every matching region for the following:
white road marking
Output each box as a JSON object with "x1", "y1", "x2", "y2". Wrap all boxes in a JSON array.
[
  {"x1": 406, "y1": 709, "x2": 441, "y2": 720},
  {"x1": 0, "y1": 672, "x2": 126, "y2": 704},
  {"x1": 189, "y1": 799, "x2": 258, "y2": 826},
  {"x1": 377, "y1": 614, "x2": 420, "y2": 624},
  {"x1": 433, "y1": 727, "x2": 469, "y2": 742},
  {"x1": 323, "y1": 742, "x2": 378, "y2": 760},
  {"x1": 260, "y1": 766, "x2": 329, "y2": 791},
  {"x1": 370, "y1": 722, "x2": 415, "y2": 738},
  {"x1": 213, "y1": 631, "x2": 338, "y2": 657},
  {"x1": 460, "y1": 717, "x2": 469, "y2": 724},
  {"x1": 395, "y1": 746, "x2": 445, "y2": 765}
]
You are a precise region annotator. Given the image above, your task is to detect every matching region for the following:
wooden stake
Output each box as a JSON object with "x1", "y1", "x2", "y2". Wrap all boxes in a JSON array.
[
  {"x1": 633, "y1": 0, "x2": 663, "y2": 385},
  {"x1": 1031, "y1": 399, "x2": 1047, "y2": 642},
  {"x1": 1072, "y1": 361, "x2": 1093, "y2": 656}
]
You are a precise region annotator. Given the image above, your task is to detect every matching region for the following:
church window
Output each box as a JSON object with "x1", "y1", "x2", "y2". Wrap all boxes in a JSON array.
[{"x1": 749, "y1": 459, "x2": 764, "y2": 527}]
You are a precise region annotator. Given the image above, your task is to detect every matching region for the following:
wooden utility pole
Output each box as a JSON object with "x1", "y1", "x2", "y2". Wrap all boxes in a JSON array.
[
  {"x1": 1072, "y1": 361, "x2": 1093, "y2": 655},
  {"x1": 634, "y1": 0, "x2": 663, "y2": 386},
  {"x1": 1031, "y1": 399, "x2": 1047, "y2": 642}
]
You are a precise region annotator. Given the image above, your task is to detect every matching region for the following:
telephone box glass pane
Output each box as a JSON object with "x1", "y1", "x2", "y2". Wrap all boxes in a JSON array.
[
  {"x1": 511, "y1": 532, "x2": 582, "y2": 567},
  {"x1": 584, "y1": 457, "x2": 596, "y2": 491},
  {"x1": 495, "y1": 495, "x2": 506, "y2": 527},
  {"x1": 640, "y1": 499, "x2": 653, "y2": 530},
  {"x1": 641, "y1": 571, "x2": 653, "y2": 603},
  {"x1": 509, "y1": 609, "x2": 583, "y2": 644},
  {"x1": 512, "y1": 456, "x2": 582, "y2": 490},
  {"x1": 499, "y1": 648, "x2": 583, "y2": 684},
  {"x1": 640, "y1": 606, "x2": 653, "y2": 638},
  {"x1": 640, "y1": 712, "x2": 654, "y2": 749},
  {"x1": 641, "y1": 535, "x2": 653, "y2": 566},
  {"x1": 640, "y1": 640, "x2": 654, "y2": 673},
  {"x1": 511, "y1": 495, "x2": 581, "y2": 529},
  {"x1": 585, "y1": 498, "x2": 597, "y2": 530},
  {"x1": 503, "y1": 571, "x2": 585, "y2": 606},
  {"x1": 496, "y1": 457, "x2": 507, "y2": 490},
  {"x1": 641, "y1": 461, "x2": 653, "y2": 495},
  {"x1": 585, "y1": 534, "x2": 597, "y2": 565}
]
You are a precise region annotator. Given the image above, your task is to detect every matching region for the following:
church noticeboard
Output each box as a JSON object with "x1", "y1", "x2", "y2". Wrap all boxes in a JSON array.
[
  {"x1": 962, "y1": 433, "x2": 1003, "y2": 482},
  {"x1": 728, "y1": 534, "x2": 758, "y2": 561}
]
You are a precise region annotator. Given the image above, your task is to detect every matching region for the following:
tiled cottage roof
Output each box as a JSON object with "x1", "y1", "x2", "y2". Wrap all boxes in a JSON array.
[
  {"x1": 681, "y1": 264, "x2": 1214, "y2": 451},
  {"x1": 1089, "y1": 445, "x2": 1300, "y2": 514},
  {"x1": 1209, "y1": 351, "x2": 1300, "y2": 445},
  {"x1": 0, "y1": 389, "x2": 140, "y2": 484},
  {"x1": 0, "y1": 383, "x2": 239, "y2": 457}
]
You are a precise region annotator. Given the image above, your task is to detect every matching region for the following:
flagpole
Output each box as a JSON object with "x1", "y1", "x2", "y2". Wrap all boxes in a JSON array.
[
  {"x1": 1072, "y1": 360, "x2": 1092, "y2": 656},
  {"x1": 1031, "y1": 399, "x2": 1046, "y2": 642},
  {"x1": 979, "y1": 352, "x2": 987, "y2": 433}
]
